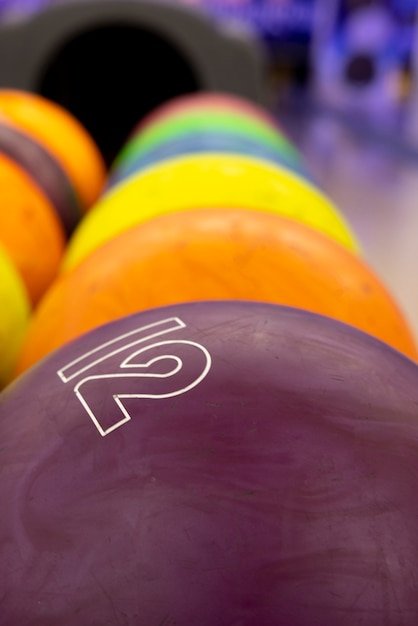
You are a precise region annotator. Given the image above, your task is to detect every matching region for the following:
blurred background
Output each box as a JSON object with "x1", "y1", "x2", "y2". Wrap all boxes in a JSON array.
[{"x1": 1, "y1": 0, "x2": 418, "y2": 338}]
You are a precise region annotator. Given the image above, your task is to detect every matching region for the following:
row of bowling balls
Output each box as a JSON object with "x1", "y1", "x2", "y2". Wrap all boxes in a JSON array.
[
  {"x1": 0, "y1": 89, "x2": 107, "y2": 387},
  {"x1": 3, "y1": 89, "x2": 417, "y2": 389},
  {"x1": 2, "y1": 91, "x2": 418, "y2": 624}
]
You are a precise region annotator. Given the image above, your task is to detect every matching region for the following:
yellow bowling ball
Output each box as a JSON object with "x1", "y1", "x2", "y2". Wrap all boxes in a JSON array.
[
  {"x1": 62, "y1": 154, "x2": 359, "y2": 272},
  {"x1": 0, "y1": 243, "x2": 30, "y2": 388}
]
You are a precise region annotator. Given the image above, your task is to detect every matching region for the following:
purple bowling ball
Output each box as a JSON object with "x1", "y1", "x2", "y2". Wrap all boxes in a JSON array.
[{"x1": 1, "y1": 300, "x2": 418, "y2": 625}]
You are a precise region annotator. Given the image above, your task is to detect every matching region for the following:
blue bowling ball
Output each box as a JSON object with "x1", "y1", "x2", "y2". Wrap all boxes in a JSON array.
[{"x1": 107, "y1": 130, "x2": 315, "y2": 189}]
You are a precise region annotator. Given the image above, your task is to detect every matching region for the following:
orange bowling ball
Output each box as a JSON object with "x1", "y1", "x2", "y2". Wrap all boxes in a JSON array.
[
  {"x1": 16, "y1": 208, "x2": 417, "y2": 373},
  {"x1": 0, "y1": 153, "x2": 66, "y2": 305},
  {"x1": 0, "y1": 89, "x2": 106, "y2": 210}
]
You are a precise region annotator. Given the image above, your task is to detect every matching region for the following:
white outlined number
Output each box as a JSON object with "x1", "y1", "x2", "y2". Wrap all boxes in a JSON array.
[{"x1": 57, "y1": 317, "x2": 211, "y2": 436}]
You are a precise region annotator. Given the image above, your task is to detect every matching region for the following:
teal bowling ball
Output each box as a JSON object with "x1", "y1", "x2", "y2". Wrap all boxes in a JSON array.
[{"x1": 107, "y1": 130, "x2": 315, "y2": 189}]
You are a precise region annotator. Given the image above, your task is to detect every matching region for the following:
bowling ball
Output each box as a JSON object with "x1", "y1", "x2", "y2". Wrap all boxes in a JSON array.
[
  {"x1": 0, "y1": 89, "x2": 106, "y2": 210},
  {"x1": 107, "y1": 130, "x2": 315, "y2": 190},
  {"x1": 0, "y1": 153, "x2": 65, "y2": 305},
  {"x1": 0, "y1": 115, "x2": 82, "y2": 235},
  {"x1": 0, "y1": 241, "x2": 30, "y2": 388},
  {"x1": 62, "y1": 153, "x2": 358, "y2": 272},
  {"x1": 132, "y1": 91, "x2": 288, "y2": 138},
  {"x1": 18, "y1": 208, "x2": 416, "y2": 373},
  {"x1": 113, "y1": 108, "x2": 303, "y2": 174},
  {"x1": 3, "y1": 300, "x2": 418, "y2": 625}
]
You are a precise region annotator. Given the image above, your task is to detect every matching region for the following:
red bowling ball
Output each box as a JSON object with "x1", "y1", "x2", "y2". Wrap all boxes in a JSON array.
[{"x1": 1, "y1": 300, "x2": 418, "y2": 625}]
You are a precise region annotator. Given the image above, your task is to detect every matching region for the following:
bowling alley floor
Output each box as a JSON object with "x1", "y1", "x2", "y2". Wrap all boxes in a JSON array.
[{"x1": 277, "y1": 96, "x2": 418, "y2": 343}]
